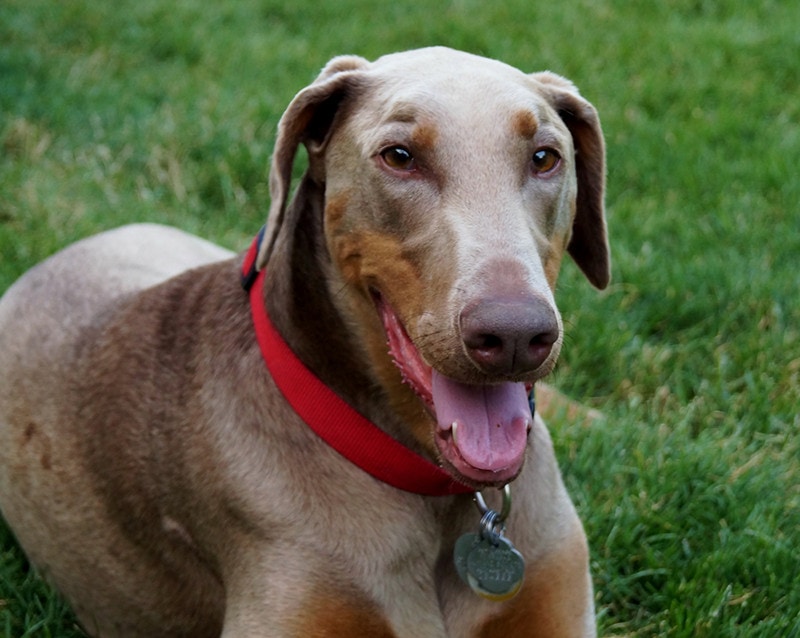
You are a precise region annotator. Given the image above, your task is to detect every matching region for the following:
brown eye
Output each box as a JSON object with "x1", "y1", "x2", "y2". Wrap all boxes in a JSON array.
[
  {"x1": 531, "y1": 148, "x2": 560, "y2": 175},
  {"x1": 380, "y1": 146, "x2": 416, "y2": 171}
]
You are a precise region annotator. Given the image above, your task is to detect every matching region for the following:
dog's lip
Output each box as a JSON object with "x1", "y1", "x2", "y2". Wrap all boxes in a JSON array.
[
  {"x1": 372, "y1": 290, "x2": 531, "y2": 485},
  {"x1": 371, "y1": 289, "x2": 434, "y2": 408}
]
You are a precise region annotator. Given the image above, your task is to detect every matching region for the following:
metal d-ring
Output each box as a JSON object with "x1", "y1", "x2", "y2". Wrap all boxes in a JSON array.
[
  {"x1": 473, "y1": 483, "x2": 512, "y2": 524},
  {"x1": 478, "y1": 509, "x2": 504, "y2": 545}
]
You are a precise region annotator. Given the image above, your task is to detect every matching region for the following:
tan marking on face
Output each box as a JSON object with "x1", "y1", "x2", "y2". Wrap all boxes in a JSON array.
[
  {"x1": 293, "y1": 589, "x2": 397, "y2": 638},
  {"x1": 411, "y1": 121, "x2": 439, "y2": 152},
  {"x1": 325, "y1": 191, "x2": 351, "y2": 227},
  {"x1": 512, "y1": 109, "x2": 538, "y2": 139},
  {"x1": 362, "y1": 323, "x2": 436, "y2": 454},
  {"x1": 543, "y1": 213, "x2": 574, "y2": 289},
  {"x1": 478, "y1": 522, "x2": 592, "y2": 638},
  {"x1": 543, "y1": 248, "x2": 564, "y2": 290},
  {"x1": 330, "y1": 228, "x2": 438, "y2": 453},
  {"x1": 325, "y1": 189, "x2": 359, "y2": 283},
  {"x1": 331, "y1": 229, "x2": 425, "y2": 310}
]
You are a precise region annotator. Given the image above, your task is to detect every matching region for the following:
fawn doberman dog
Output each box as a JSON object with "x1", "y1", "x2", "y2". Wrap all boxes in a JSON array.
[{"x1": 0, "y1": 47, "x2": 609, "y2": 637}]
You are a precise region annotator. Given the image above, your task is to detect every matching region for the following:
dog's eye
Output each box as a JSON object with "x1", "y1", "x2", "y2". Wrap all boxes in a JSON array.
[
  {"x1": 380, "y1": 146, "x2": 416, "y2": 171},
  {"x1": 531, "y1": 148, "x2": 560, "y2": 175}
]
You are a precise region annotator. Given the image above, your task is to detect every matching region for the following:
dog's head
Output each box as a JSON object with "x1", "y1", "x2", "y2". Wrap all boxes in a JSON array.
[{"x1": 260, "y1": 47, "x2": 609, "y2": 487}]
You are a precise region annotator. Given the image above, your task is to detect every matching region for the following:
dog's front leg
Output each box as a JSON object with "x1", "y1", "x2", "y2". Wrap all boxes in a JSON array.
[
  {"x1": 220, "y1": 553, "x2": 397, "y2": 638},
  {"x1": 474, "y1": 516, "x2": 596, "y2": 638}
]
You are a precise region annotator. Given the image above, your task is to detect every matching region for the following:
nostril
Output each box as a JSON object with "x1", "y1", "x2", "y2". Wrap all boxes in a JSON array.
[
  {"x1": 460, "y1": 297, "x2": 559, "y2": 376},
  {"x1": 477, "y1": 333, "x2": 503, "y2": 351},
  {"x1": 530, "y1": 329, "x2": 558, "y2": 349}
]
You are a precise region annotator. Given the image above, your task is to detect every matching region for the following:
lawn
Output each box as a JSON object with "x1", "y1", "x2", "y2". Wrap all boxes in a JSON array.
[{"x1": 1, "y1": 0, "x2": 798, "y2": 636}]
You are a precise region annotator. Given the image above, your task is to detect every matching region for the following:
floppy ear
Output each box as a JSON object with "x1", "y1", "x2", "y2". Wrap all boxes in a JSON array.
[
  {"x1": 532, "y1": 72, "x2": 610, "y2": 289},
  {"x1": 257, "y1": 55, "x2": 370, "y2": 269}
]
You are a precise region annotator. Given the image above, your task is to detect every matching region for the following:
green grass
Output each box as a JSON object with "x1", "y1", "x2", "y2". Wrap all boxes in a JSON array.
[{"x1": 1, "y1": 0, "x2": 798, "y2": 636}]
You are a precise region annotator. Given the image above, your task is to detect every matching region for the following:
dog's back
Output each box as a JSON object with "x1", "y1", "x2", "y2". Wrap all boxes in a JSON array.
[{"x1": 0, "y1": 224, "x2": 233, "y2": 637}]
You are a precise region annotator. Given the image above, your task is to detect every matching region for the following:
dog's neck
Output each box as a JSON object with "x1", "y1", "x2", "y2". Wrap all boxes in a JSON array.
[
  {"x1": 262, "y1": 178, "x2": 356, "y2": 385},
  {"x1": 260, "y1": 175, "x2": 427, "y2": 454}
]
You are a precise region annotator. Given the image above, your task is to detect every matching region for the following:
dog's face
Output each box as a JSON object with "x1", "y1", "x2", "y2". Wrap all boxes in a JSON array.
[{"x1": 263, "y1": 48, "x2": 609, "y2": 487}]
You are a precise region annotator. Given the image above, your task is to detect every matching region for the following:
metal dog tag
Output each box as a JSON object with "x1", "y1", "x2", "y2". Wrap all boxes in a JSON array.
[
  {"x1": 466, "y1": 536, "x2": 525, "y2": 601},
  {"x1": 453, "y1": 532, "x2": 481, "y2": 583},
  {"x1": 453, "y1": 485, "x2": 526, "y2": 602}
]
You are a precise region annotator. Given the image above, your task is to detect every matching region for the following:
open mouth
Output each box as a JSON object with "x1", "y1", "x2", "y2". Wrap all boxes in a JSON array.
[{"x1": 374, "y1": 292, "x2": 532, "y2": 486}]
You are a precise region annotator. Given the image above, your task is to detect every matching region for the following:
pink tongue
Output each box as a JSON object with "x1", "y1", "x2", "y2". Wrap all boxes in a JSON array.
[{"x1": 431, "y1": 370, "x2": 530, "y2": 473}]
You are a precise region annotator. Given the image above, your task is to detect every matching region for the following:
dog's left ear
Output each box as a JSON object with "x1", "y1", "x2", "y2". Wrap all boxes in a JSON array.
[
  {"x1": 532, "y1": 72, "x2": 610, "y2": 289},
  {"x1": 258, "y1": 55, "x2": 370, "y2": 269}
]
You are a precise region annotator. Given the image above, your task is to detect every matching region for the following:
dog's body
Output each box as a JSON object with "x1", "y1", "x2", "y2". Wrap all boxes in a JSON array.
[{"x1": 0, "y1": 48, "x2": 608, "y2": 637}]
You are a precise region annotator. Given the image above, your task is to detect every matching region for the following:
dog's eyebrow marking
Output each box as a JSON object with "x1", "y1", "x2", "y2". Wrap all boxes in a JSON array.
[
  {"x1": 512, "y1": 109, "x2": 539, "y2": 139},
  {"x1": 380, "y1": 101, "x2": 440, "y2": 152},
  {"x1": 411, "y1": 121, "x2": 439, "y2": 152}
]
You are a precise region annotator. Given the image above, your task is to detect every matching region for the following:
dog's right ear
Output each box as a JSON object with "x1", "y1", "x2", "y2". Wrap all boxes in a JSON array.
[{"x1": 258, "y1": 55, "x2": 369, "y2": 269}]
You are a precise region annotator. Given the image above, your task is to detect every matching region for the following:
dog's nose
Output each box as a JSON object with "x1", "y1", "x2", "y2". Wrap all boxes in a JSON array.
[{"x1": 460, "y1": 298, "x2": 559, "y2": 376}]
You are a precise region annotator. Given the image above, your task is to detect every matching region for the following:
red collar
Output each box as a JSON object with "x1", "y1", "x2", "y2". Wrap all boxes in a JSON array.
[{"x1": 241, "y1": 232, "x2": 473, "y2": 496}]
